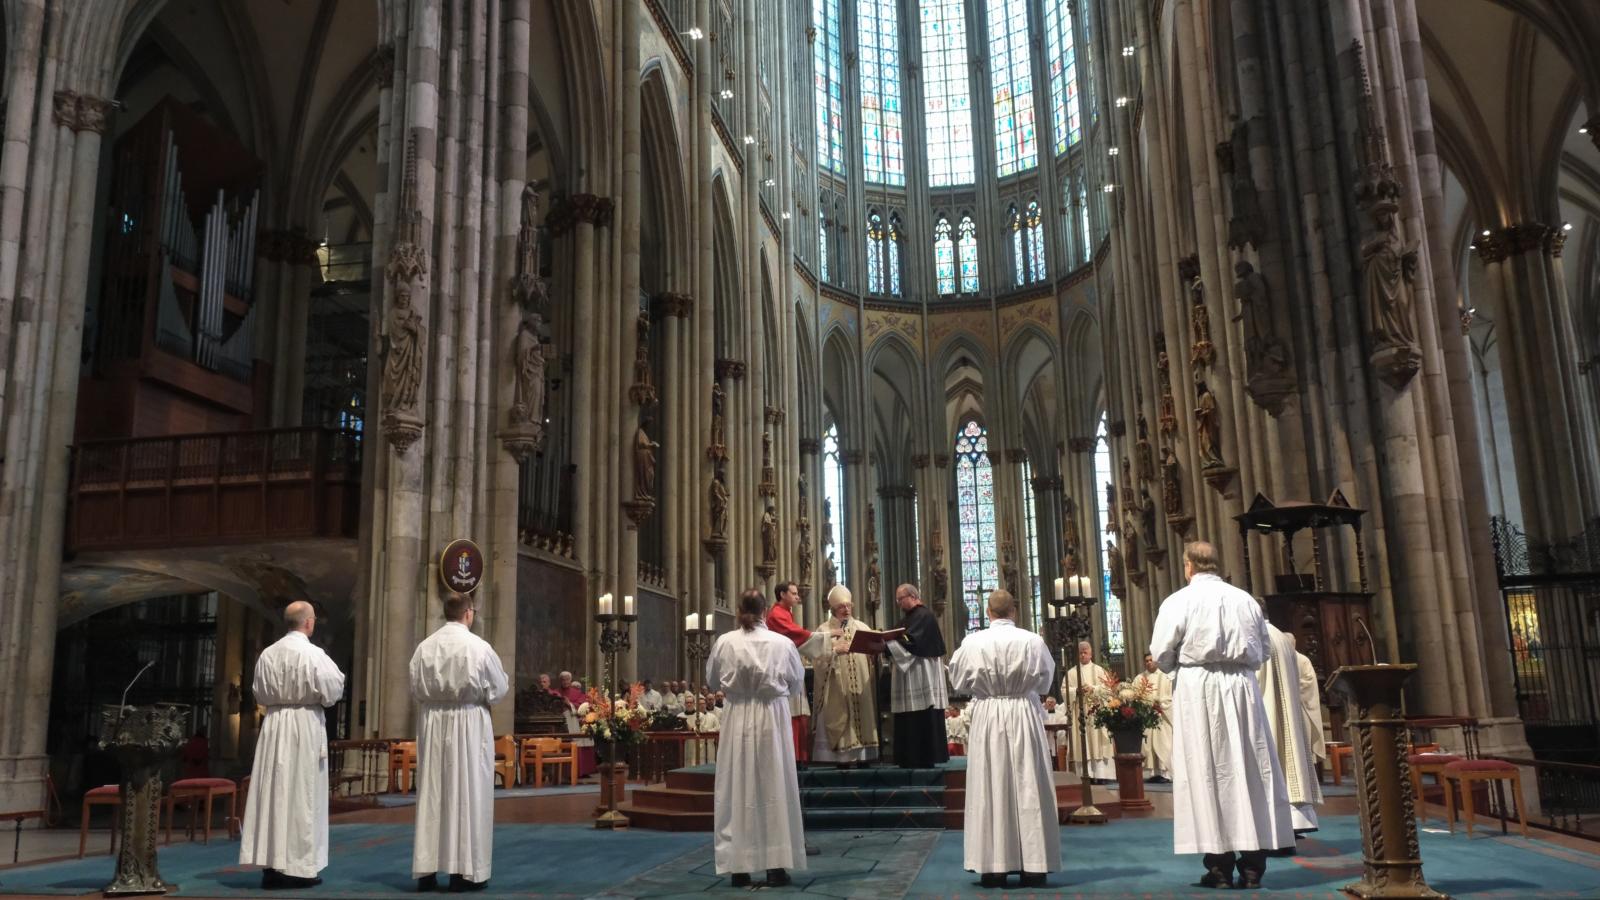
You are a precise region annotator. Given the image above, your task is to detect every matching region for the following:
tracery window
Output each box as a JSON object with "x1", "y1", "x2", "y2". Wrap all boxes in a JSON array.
[
  {"x1": 823, "y1": 421, "x2": 848, "y2": 586},
  {"x1": 1008, "y1": 203, "x2": 1045, "y2": 287},
  {"x1": 1045, "y1": 0, "x2": 1083, "y2": 151},
  {"x1": 814, "y1": 0, "x2": 845, "y2": 175},
  {"x1": 888, "y1": 213, "x2": 903, "y2": 296},
  {"x1": 867, "y1": 212, "x2": 886, "y2": 294},
  {"x1": 1011, "y1": 206, "x2": 1026, "y2": 287},
  {"x1": 859, "y1": 0, "x2": 904, "y2": 186},
  {"x1": 986, "y1": 0, "x2": 1038, "y2": 176},
  {"x1": 955, "y1": 420, "x2": 998, "y2": 634},
  {"x1": 934, "y1": 216, "x2": 956, "y2": 295},
  {"x1": 959, "y1": 214, "x2": 979, "y2": 293},
  {"x1": 819, "y1": 220, "x2": 830, "y2": 281},
  {"x1": 1026, "y1": 200, "x2": 1046, "y2": 281},
  {"x1": 920, "y1": 0, "x2": 975, "y2": 186},
  {"x1": 1094, "y1": 413, "x2": 1124, "y2": 656},
  {"x1": 1079, "y1": 183, "x2": 1091, "y2": 262},
  {"x1": 1022, "y1": 457, "x2": 1041, "y2": 630}
]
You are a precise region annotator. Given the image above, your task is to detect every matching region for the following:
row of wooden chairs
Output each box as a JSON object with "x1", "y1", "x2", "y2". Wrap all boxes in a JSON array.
[{"x1": 387, "y1": 736, "x2": 580, "y2": 792}]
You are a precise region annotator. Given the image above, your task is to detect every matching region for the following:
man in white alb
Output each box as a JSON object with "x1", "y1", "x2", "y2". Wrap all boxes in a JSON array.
[
  {"x1": 663, "y1": 680, "x2": 685, "y2": 715},
  {"x1": 949, "y1": 589, "x2": 1060, "y2": 888},
  {"x1": 1133, "y1": 653, "x2": 1174, "y2": 781},
  {"x1": 639, "y1": 680, "x2": 664, "y2": 712},
  {"x1": 1258, "y1": 622, "x2": 1323, "y2": 835},
  {"x1": 1150, "y1": 541, "x2": 1292, "y2": 890},
  {"x1": 1061, "y1": 641, "x2": 1115, "y2": 780},
  {"x1": 239, "y1": 601, "x2": 346, "y2": 890},
  {"x1": 410, "y1": 592, "x2": 510, "y2": 892}
]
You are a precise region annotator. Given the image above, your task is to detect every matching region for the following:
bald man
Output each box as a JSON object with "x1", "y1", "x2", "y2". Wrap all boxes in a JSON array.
[{"x1": 239, "y1": 601, "x2": 346, "y2": 890}]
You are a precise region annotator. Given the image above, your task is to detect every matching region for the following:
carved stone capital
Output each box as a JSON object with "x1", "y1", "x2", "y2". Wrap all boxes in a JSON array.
[
  {"x1": 984, "y1": 450, "x2": 1004, "y2": 465},
  {"x1": 1503, "y1": 222, "x2": 1552, "y2": 256},
  {"x1": 1004, "y1": 448, "x2": 1027, "y2": 464},
  {"x1": 1370, "y1": 343, "x2": 1421, "y2": 390},
  {"x1": 841, "y1": 449, "x2": 864, "y2": 466},
  {"x1": 911, "y1": 453, "x2": 931, "y2": 469},
  {"x1": 1474, "y1": 233, "x2": 1509, "y2": 264},
  {"x1": 657, "y1": 292, "x2": 694, "y2": 318},
  {"x1": 715, "y1": 358, "x2": 746, "y2": 381},
  {"x1": 1177, "y1": 254, "x2": 1201, "y2": 283},
  {"x1": 382, "y1": 411, "x2": 424, "y2": 454},
  {"x1": 798, "y1": 438, "x2": 821, "y2": 454},
  {"x1": 934, "y1": 454, "x2": 951, "y2": 468},
  {"x1": 1109, "y1": 420, "x2": 1127, "y2": 438},
  {"x1": 765, "y1": 405, "x2": 786, "y2": 425},
  {"x1": 547, "y1": 193, "x2": 614, "y2": 233},
  {"x1": 52, "y1": 90, "x2": 78, "y2": 129},
  {"x1": 76, "y1": 95, "x2": 114, "y2": 135},
  {"x1": 1546, "y1": 230, "x2": 1567, "y2": 258},
  {"x1": 500, "y1": 423, "x2": 546, "y2": 462},
  {"x1": 372, "y1": 44, "x2": 397, "y2": 88},
  {"x1": 1067, "y1": 437, "x2": 1095, "y2": 454},
  {"x1": 1030, "y1": 475, "x2": 1064, "y2": 493}
]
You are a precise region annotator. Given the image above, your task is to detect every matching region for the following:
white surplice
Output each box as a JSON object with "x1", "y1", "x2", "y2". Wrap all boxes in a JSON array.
[
  {"x1": 409, "y1": 622, "x2": 510, "y2": 882},
  {"x1": 239, "y1": 631, "x2": 345, "y2": 879},
  {"x1": 706, "y1": 623, "x2": 807, "y2": 876},
  {"x1": 1150, "y1": 574, "x2": 1293, "y2": 855},
  {"x1": 640, "y1": 689, "x2": 663, "y2": 712},
  {"x1": 1061, "y1": 663, "x2": 1115, "y2": 780},
  {"x1": 1297, "y1": 651, "x2": 1327, "y2": 763},
  {"x1": 1133, "y1": 669, "x2": 1174, "y2": 778},
  {"x1": 945, "y1": 712, "x2": 969, "y2": 747},
  {"x1": 948, "y1": 619, "x2": 1061, "y2": 875},
  {"x1": 1259, "y1": 625, "x2": 1323, "y2": 831},
  {"x1": 680, "y1": 709, "x2": 720, "y2": 765},
  {"x1": 1042, "y1": 706, "x2": 1070, "y2": 751}
]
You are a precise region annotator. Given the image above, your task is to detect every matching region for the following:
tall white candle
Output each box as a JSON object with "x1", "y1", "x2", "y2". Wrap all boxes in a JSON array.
[
  {"x1": 1054, "y1": 577, "x2": 1065, "y2": 601},
  {"x1": 685, "y1": 612, "x2": 699, "y2": 632},
  {"x1": 599, "y1": 593, "x2": 613, "y2": 616},
  {"x1": 623, "y1": 594, "x2": 636, "y2": 616}
]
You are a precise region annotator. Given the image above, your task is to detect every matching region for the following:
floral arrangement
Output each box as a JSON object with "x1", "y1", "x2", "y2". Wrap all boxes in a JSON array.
[
  {"x1": 1087, "y1": 670, "x2": 1165, "y2": 734},
  {"x1": 576, "y1": 683, "x2": 650, "y2": 746}
]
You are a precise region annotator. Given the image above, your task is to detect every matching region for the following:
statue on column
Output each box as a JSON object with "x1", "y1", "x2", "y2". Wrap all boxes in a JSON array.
[
  {"x1": 1121, "y1": 457, "x2": 1136, "y2": 506},
  {"x1": 1107, "y1": 539, "x2": 1125, "y2": 596},
  {"x1": 629, "y1": 314, "x2": 657, "y2": 407},
  {"x1": 1135, "y1": 413, "x2": 1155, "y2": 484},
  {"x1": 759, "y1": 430, "x2": 776, "y2": 496},
  {"x1": 503, "y1": 181, "x2": 551, "y2": 459},
  {"x1": 1233, "y1": 260, "x2": 1295, "y2": 415},
  {"x1": 1225, "y1": 118, "x2": 1267, "y2": 251},
  {"x1": 707, "y1": 383, "x2": 728, "y2": 460},
  {"x1": 761, "y1": 505, "x2": 779, "y2": 567},
  {"x1": 931, "y1": 523, "x2": 950, "y2": 610},
  {"x1": 1139, "y1": 489, "x2": 1159, "y2": 551},
  {"x1": 1161, "y1": 447, "x2": 1183, "y2": 516},
  {"x1": 709, "y1": 464, "x2": 730, "y2": 537},
  {"x1": 1105, "y1": 482, "x2": 1119, "y2": 534},
  {"x1": 634, "y1": 417, "x2": 660, "y2": 502},
  {"x1": 384, "y1": 285, "x2": 425, "y2": 415},
  {"x1": 1189, "y1": 277, "x2": 1216, "y2": 370},
  {"x1": 1062, "y1": 496, "x2": 1080, "y2": 555},
  {"x1": 797, "y1": 474, "x2": 813, "y2": 587},
  {"x1": 510, "y1": 314, "x2": 548, "y2": 428},
  {"x1": 1354, "y1": 38, "x2": 1421, "y2": 388},
  {"x1": 1195, "y1": 380, "x2": 1224, "y2": 469},
  {"x1": 1001, "y1": 521, "x2": 1019, "y2": 597}
]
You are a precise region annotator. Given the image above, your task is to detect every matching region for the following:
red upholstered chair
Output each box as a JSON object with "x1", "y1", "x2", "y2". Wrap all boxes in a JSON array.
[
  {"x1": 164, "y1": 777, "x2": 238, "y2": 844},
  {"x1": 1328, "y1": 742, "x2": 1354, "y2": 785},
  {"x1": 1406, "y1": 753, "x2": 1462, "y2": 822},
  {"x1": 79, "y1": 785, "x2": 122, "y2": 858},
  {"x1": 1442, "y1": 759, "x2": 1529, "y2": 838}
]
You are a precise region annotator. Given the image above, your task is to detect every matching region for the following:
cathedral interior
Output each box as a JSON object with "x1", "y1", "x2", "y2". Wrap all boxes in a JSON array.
[{"x1": 2, "y1": 0, "x2": 1600, "y2": 890}]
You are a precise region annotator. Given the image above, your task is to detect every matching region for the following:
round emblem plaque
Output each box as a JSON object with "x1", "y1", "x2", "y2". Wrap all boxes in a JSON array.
[{"x1": 439, "y1": 538, "x2": 485, "y2": 594}]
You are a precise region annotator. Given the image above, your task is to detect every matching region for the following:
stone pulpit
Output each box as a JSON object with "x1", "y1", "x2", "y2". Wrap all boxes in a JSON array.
[{"x1": 100, "y1": 703, "x2": 189, "y2": 895}]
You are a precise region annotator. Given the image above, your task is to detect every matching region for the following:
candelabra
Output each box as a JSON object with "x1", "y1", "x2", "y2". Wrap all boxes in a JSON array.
[
  {"x1": 594, "y1": 592, "x2": 636, "y2": 829},
  {"x1": 1046, "y1": 575, "x2": 1105, "y2": 825}
]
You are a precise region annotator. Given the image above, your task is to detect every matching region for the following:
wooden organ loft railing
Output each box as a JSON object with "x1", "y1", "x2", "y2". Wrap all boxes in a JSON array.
[
  {"x1": 94, "y1": 99, "x2": 262, "y2": 405},
  {"x1": 67, "y1": 427, "x2": 361, "y2": 553}
]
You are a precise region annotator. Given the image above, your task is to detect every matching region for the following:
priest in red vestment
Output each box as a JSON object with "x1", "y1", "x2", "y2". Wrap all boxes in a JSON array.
[{"x1": 767, "y1": 582, "x2": 812, "y2": 763}]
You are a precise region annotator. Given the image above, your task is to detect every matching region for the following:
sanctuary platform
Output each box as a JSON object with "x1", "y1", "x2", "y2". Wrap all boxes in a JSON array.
[{"x1": 1, "y1": 811, "x2": 1597, "y2": 898}]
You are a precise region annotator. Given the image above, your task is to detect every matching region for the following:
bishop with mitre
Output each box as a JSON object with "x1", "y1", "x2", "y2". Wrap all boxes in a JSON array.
[{"x1": 800, "y1": 586, "x2": 879, "y2": 765}]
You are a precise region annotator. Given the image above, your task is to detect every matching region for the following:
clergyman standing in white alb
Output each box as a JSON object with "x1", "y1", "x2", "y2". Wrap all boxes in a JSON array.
[
  {"x1": 239, "y1": 600, "x2": 346, "y2": 890},
  {"x1": 1258, "y1": 622, "x2": 1323, "y2": 835},
  {"x1": 410, "y1": 592, "x2": 510, "y2": 893},
  {"x1": 1149, "y1": 541, "x2": 1293, "y2": 891},
  {"x1": 948, "y1": 589, "x2": 1060, "y2": 889}
]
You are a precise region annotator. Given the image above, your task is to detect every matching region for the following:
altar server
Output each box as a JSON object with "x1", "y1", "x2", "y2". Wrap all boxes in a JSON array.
[
  {"x1": 948, "y1": 589, "x2": 1060, "y2": 888},
  {"x1": 239, "y1": 601, "x2": 345, "y2": 890},
  {"x1": 1150, "y1": 542, "x2": 1293, "y2": 890},
  {"x1": 1259, "y1": 623, "x2": 1323, "y2": 833},
  {"x1": 886, "y1": 584, "x2": 949, "y2": 768},
  {"x1": 1133, "y1": 653, "x2": 1174, "y2": 780},
  {"x1": 707, "y1": 589, "x2": 807, "y2": 887},
  {"x1": 410, "y1": 592, "x2": 510, "y2": 893},
  {"x1": 766, "y1": 581, "x2": 813, "y2": 764}
]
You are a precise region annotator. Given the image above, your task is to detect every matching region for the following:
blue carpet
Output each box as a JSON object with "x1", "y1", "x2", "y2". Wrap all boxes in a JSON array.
[{"x1": 3, "y1": 815, "x2": 1598, "y2": 898}]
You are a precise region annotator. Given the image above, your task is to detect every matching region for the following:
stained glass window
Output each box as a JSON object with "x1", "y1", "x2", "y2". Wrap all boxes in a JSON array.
[
  {"x1": 814, "y1": 0, "x2": 845, "y2": 175},
  {"x1": 1022, "y1": 458, "x2": 1041, "y2": 631},
  {"x1": 1010, "y1": 205, "x2": 1025, "y2": 287},
  {"x1": 1027, "y1": 200, "x2": 1047, "y2": 281},
  {"x1": 1045, "y1": 0, "x2": 1082, "y2": 152},
  {"x1": 1094, "y1": 413, "x2": 1124, "y2": 656},
  {"x1": 986, "y1": 0, "x2": 1038, "y2": 176},
  {"x1": 824, "y1": 421, "x2": 848, "y2": 587},
  {"x1": 1080, "y1": 183, "x2": 1091, "y2": 262},
  {"x1": 819, "y1": 220, "x2": 830, "y2": 281},
  {"x1": 888, "y1": 214, "x2": 903, "y2": 296},
  {"x1": 860, "y1": 0, "x2": 904, "y2": 186},
  {"x1": 959, "y1": 215, "x2": 979, "y2": 293},
  {"x1": 955, "y1": 420, "x2": 998, "y2": 634},
  {"x1": 920, "y1": 0, "x2": 975, "y2": 186},
  {"x1": 867, "y1": 212, "x2": 886, "y2": 294},
  {"x1": 934, "y1": 216, "x2": 955, "y2": 295}
]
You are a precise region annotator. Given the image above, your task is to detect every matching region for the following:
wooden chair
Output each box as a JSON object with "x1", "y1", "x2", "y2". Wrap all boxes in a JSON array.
[
  {"x1": 1407, "y1": 753, "x2": 1462, "y2": 822},
  {"x1": 1442, "y1": 759, "x2": 1529, "y2": 838},
  {"x1": 1328, "y1": 742, "x2": 1354, "y2": 785},
  {"x1": 524, "y1": 737, "x2": 577, "y2": 787},
  {"x1": 164, "y1": 777, "x2": 238, "y2": 845},
  {"x1": 388, "y1": 741, "x2": 417, "y2": 792},
  {"x1": 493, "y1": 735, "x2": 517, "y2": 788},
  {"x1": 79, "y1": 785, "x2": 121, "y2": 858}
]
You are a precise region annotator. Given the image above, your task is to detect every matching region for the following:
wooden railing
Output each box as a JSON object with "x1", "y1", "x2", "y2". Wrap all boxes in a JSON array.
[
  {"x1": 329, "y1": 739, "x2": 392, "y2": 808},
  {"x1": 68, "y1": 427, "x2": 361, "y2": 552},
  {"x1": 1487, "y1": 756, "x2": 1600, "y2": 839}
]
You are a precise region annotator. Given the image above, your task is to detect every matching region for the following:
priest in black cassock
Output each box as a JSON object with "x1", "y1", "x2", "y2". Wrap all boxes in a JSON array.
[{"x1": 886, "y1": 584, "x2": 950, "y2": 768}]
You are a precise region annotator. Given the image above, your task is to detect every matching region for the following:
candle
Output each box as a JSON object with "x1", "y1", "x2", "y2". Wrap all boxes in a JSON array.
[
  {"x1": 685, "y1": 612, "x2": 699, "y2": 632},
  {"x1": 599, "y1": 593, "x2": 613, "y2": 616},
  {"x1": 1054, "y1": 577, "x2": 1065, "y2": 601},
  {"x1": 623, "y1": 594, "x2": 636, "y2": 617}
]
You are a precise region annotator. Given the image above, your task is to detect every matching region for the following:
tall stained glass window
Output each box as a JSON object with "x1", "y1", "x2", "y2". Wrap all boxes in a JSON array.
[
  {"x1": 867, "y1": 212, "x2": 886, "y2": 294},
  {"x1": 955, "y1": 420, "x2": 998, "y2": 634},
  {"x1": 959, "y1": 215, "x2": 979, "y2": 293},
  {"x1": 888, "y1": 214, "x2": 903, "y2": 296},
  {"x1": 824, "y1": 421, "x2": 848, "y2": 586},
  {"x1": 1010, "y1": 205, "x2": 1025, "y2": 287},
  {"x1": 819, "y1": 220, "x2": 830, "y2": 281},
  {"x1": 814, "y1": 0, "x2": 845, "y2": 175},
  {"x1": 920, "y1": 0, "x2": 975, "y2": 186},
  {"x1": 1027, "y1": 200, "x2": 1046, "y2": 281},
  {"x1": 860, "y1": 0, "x2": 904, "y2": 186},
  {"x1": 986, "y1": 0, "x2": 1038, "y2": 176},
  {"x1": 1022, "y1": 458, "x2": 1041, "y2": 630},
  {"x1": 1045, "y1": 0, "x2": 1083, "y2": 151},
  {"x1": 934, "y1": 216, "x2": 956, "y2": 295},
  {"x1": 1094, "y1": 413, "x2": 1124, "y2": 656},
  {"x1": 1079, "y1": 183, "x2": 1091, "y2": 261}
]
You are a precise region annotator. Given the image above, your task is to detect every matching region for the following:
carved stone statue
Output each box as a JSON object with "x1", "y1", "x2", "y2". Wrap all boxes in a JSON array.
[
  {"x1": 1226, "y1": 119, "x2": 1266, "y2": 251},
  {"x1": 1105, "y1": 482, "x2": 1119, "y2": 534},
  {"x1": 1122, "y1": 514, "x2": 1142, "y2": 571},
  {"x1": 759, "y1": 429, "x2": 775, "y2": 493},
  {"x1": 1195, "y1": 380, "x2": 1223, "y2": 468},
  {"x1": 1000, "y1": 522, "x2": 1019, "y2": 596},
  {"x1": 798, "y1": 532, "x2": 814, "y2": 584},
  {"x1": 1062, "y1": 496, "x2": 1080, "y2": 552},
  {"x1": 709, "y1": 466, "x2": 730, "y2": 536},
  {"x1": 1120, "y1": 457, "x2": 1135, "y2": 505},
  {"x1": 1139, "y1": 489, "x2": 1159, "y2": 550},
  {"x1": 1234, "y1": 261, "x2": 1287, "y2": 373},
  {"x1": 384, "y1": 285, "x2": 425, "y2": 413},
  {"x1": 708, "y1": 383, "x2": 727, "y2": 458},
  {"x1": 866, "y1": 555, "x2": 881, "y2": 609},
  {"x1": 634, "y1": 418, "x2": 660, "y2": 501},
  {"x1": 1135, "y1": 414, "x2": 1155, "y2": 484},
  {"x1": 824, "y1": 553, "x2": 838, "y2": 593},
  {"x1": 931, "y1": 524, "x2": 949, "y2": 604},
  {"x1": 1362, "y1": 202, "x2": 1419, "y2": 350},
  {"x1": 633, "y1": 315, "x2": 652, "y2": 393},
  {"x1": 1161, "y1": 446, "x2": 1183, "y2": 516},
  {"x1": 509, "y1": 313, "x2": 547, "y2": 426},
  {"x1": 1106, "y1": 539, "x2": 1124, "y2": 585},
  {"x1": 761, "y1": 505, "x2": 779, "y2": 565},
  {"x1": 1190, "y1": 279, "x2": 1216, "y2": 369}
]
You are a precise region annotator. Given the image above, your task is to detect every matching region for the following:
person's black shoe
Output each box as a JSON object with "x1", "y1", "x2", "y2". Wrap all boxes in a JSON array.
[
  {"x1": 730, "y1": 873, "x2": 752, "y2": 887},
  {"x1": 447, "y1": 874, "x2": 488, "y2": 892},
  {"x1": 1199, "y1": 868, "x2": 1234, "y2": 889},
  {"x1": 261, "y1": 869, "x2": 285, "y2": 890},
  {"x1": 979, "y1": 873, "x2": 1006, "y2": 888},
  {"x1": 1020, "y1": 872, "x2": 1047, "y2": 887},
  {"x1": 416, "y1": 874, "x2": 438, "y2": 892},
  {"x1": 766, "y1": 868, "x2": 791, "y2": 886},
  {"x1": 1267, "y1": 845, "x2": 1296, "y2": 857},
  {"x1": 1238, "y1": 872, "x2": 1262, "y2": 889}
]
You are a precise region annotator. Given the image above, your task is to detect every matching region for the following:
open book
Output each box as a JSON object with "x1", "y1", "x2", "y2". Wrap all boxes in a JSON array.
[{"x1": 846, "y1": 627, "x2": 907, "y2": 656}]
